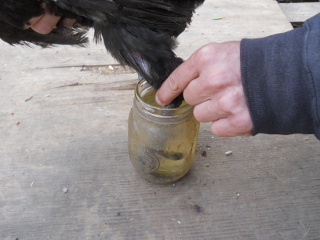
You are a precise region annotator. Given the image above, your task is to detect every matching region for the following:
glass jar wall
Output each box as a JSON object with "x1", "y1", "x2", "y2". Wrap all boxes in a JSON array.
[{"x1": 128, "y1": 80, "x2": 200, "y2": 184}]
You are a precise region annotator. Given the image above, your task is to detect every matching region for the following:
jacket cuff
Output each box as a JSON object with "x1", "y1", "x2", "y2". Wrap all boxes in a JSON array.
[{"x1": 240, "y1": 14, "x2": 320, "y2": 139}]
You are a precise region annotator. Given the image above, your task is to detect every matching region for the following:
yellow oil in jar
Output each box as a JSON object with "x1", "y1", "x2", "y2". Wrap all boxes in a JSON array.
[
  {"x1": 128, "y1": 80, "x2": 199, "y2": 184},
  {"x1": 140, "y1": 88, "x2": 162, "y2": 107}
]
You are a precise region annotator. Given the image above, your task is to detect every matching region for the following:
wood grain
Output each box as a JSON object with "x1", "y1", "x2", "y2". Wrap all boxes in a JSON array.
[
  {"x1": 1, "y1": 0, "x2": 319, "y2": 239},
  {"x1": 279, "y1": 3, "x2": 320, "y2": 22}
]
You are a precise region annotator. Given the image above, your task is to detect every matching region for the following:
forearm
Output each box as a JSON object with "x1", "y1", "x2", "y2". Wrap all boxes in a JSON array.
[{"x1": 241, "y1": 14, "x2": 320, "y2": 139}]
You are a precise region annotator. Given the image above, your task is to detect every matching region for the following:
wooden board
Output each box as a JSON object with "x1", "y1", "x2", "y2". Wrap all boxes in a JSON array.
[
  {"x1": 279, "y1": 3, "x2": 320, "y2": 22},
  {"x1": 1, "y1": 0, "x2": 320, "y2": 239}
]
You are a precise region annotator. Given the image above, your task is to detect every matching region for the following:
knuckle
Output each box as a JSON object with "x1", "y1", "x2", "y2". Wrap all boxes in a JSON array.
[
  {"x1": 182, "y1": 90, "x2": 190, "y2": 104},
  {"x1": 183, "y1": 84, "x2": 197, "y2": 106},
  {"x1": 210, "y1": 123, "x2": 226, "y2": 137},
  {"x1": 204, "y1": 76, "x2": 225, "y2": 91},
  {"x1": 230, "y1": 119, "x2": 245, "y2": 133},
  {"x1": 230, "y1": 113, "x2": 253, "y2": 134},
  {"x1": 193, "y1": 107, "x2": 205, "y2": 122},
  {"x1": 217, "y1": 89, "x2": 242, "y2": 113},
  {"x1": 217, "y1": 95, "x2": 232, "y2": 113},
  {"x1": 167, "y1": 72, "x2": 181, "y2": 94},
  {"x1": 210, "y1": 109, "x2": 253, "y2": 137},
  {"x1": 194, "y1": 45, "x2": 212, "y2": 66}
]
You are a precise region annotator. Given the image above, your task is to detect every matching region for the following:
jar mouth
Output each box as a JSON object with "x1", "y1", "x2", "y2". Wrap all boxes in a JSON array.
[{"x1": 135, "y1": 79, "x2": 194, "y2": 119}]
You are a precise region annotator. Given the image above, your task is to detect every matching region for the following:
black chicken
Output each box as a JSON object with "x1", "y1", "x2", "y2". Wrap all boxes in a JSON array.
[{"x1": 0, "y1": 0, "x2": 204, "y2": 107}]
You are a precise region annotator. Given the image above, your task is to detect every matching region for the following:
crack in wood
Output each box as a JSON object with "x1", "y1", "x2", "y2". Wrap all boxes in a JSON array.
[{"x1": 43, "y1": 64, "x2": 136, "y2": 75}]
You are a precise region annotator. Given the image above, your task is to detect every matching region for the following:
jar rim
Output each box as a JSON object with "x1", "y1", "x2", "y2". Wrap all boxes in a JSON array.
[
  {"x1": 135, "y1": 79, "x2": 193, "y2": 112},
  {"x1": 133, "y1": 79, "x2": 194, "y2": 123}
]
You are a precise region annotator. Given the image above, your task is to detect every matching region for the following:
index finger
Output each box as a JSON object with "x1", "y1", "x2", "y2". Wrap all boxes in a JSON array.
[{"x1": 156, "y1": 55, "x2": 199, "y2": 106}]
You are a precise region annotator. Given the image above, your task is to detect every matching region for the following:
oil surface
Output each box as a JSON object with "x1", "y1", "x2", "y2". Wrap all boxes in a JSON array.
[
  {"x1": 140, "y1": 88, "x2": 162, "y2": 108},
  {"x1": 140, "y1": 87, "x2": 187, "y2": 108}
]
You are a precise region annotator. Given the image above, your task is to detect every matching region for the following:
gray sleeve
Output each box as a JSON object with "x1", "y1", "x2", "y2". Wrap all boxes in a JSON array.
[{"x1": 240, "y1": 14, "x2": 320, "y2": 139}]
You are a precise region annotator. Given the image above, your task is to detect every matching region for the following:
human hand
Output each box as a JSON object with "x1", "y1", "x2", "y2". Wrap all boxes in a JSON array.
[
  {"x1": 156, "y1": 41, "x2": 253, "y2": 137},
  {"x1": 24, "y1": 3, "x2": 76, "y2": 34}
]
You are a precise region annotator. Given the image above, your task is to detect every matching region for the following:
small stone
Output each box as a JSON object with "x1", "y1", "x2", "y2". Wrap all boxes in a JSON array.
[
  {"x1": 63, "y1": 188, "x2": 69, "y2": 193},
  {"x1": 108, "y1": 65, "x2": 114, "y2": 71},
  {"x1": 25, "y1": 96, "x2": 33, "y2": 102},
  {"x1": 225, "y1": 151, "x2": 233, "y2": 156},
  {"x1": 201, "y1": 150, "x2": 207, "y2": 157},
  {"x1": 194, "y1": 204, "x2": 203, "y2": 213}
]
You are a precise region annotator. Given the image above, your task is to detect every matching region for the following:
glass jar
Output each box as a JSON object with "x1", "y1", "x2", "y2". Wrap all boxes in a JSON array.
[{"x1": 128, "y1": 79, "x2": 200, "y2": 184}]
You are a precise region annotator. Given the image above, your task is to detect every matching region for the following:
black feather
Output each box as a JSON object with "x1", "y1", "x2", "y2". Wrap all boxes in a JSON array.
[{"x1": 0, "y1": 0, "x2": 204, "y2": 107}]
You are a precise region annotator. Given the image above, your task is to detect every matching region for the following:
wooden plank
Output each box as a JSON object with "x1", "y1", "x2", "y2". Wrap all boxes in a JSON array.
[
  {"x1": 2, "y1": 1, "x2": 320, "y2": 240},
  {"x1": 279, "y1": 3, "x2": 320, "y2": 22}
]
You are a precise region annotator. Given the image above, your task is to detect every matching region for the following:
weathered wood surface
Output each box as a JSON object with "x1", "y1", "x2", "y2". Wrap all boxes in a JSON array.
[
  {"x1": 279, "y1": 3, "x2": 320, "y2": 22},
  {"x1": 1, "y1": 0, "x2": 320, "y2": 240}
]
